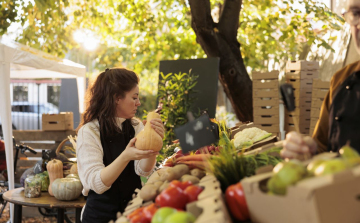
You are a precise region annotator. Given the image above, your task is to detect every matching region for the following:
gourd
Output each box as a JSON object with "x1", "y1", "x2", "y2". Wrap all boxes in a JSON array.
[
  {"x1": 135, "y1": 112, "x2": 163, "y2": 151},
  {"x1": 70, "y1": 163, "x2": 78, "y2": 175},
  {"x1": 65, "y1": 174, "x2": 80, "y2": 180},
  {"x1": 52, "y1": 178, "x2": 83, "y2": 201},
  {"x1": 47, "y1": 159, "x2": 63, "y2": 196}
]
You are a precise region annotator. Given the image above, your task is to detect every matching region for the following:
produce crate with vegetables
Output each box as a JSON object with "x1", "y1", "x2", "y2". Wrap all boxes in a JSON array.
[
  {"x1": 241, "y1": 145, "x2": 360, "y2": 223},
  {"x1": 309, "y1": 79, "x2": 330, "y2": 135},
  {"x1": 252, "y1": 70, "x2": 280, "y2": 136}
]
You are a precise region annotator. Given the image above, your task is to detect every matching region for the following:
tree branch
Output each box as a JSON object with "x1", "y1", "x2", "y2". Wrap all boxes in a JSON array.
[{"x1": 218, "y1": 0, "x2": 242, "y2": 42}]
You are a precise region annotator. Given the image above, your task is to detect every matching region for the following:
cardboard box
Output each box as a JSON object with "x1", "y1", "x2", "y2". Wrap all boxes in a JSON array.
[
  {"x1": 242, "y1": 165, "x2": 360, "y2": 223},
  {"x1": 253, "y1": 79, "x2": 279, "y2": 89},
  {"x1": 252, "y1": 70, "x2": 279, "y2": 80},
  {"x1": 42, "y1": 112, "x2": 74, "y2": 131},
  {"x1": 253, "y1": 105, "x2": 279, "y2": 116},
  {"x1": 286, "y1": 78, "x2": 313, "y2": 89},
  {"x1": 253, "y1": 97, "x2": 279, "y2": 107},
  {"x1": 313, "y1": 79, "x2": 330, "y2": 89},
  {"x1": 254, "y1": 114, "x2": 279, "y2": 124},
  {"x1": 312, "y1": 88, "x2": 329, "y2": 99},
  {"x1": 285, "y1": 60, "x2": 320, "y2": 71},
  {"x1": 253, "y1": 89, "x2": 279, "y2": 98},
  {"x1": 285, "y1": 70, "x2": 319, "y2": 80}
]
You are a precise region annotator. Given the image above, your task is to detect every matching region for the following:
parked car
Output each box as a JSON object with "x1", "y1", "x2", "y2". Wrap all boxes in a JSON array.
[{"x1": 0, "y1": 102, "x2": 59, "y2": 133}]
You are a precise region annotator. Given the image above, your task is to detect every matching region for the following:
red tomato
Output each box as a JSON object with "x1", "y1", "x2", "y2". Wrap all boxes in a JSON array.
[
  {"x1": 225, "y1": 182, "x2": 250, "y2": 221},
  {"x1": 143, "y1": 203, "x2": 159, "y2": 221},
  {"x1": 155, "y1": 186, "x2": 188, "y2": 210},
  {"x1": 169, "y1": 180, "x2": 192, "y2": 191},
  {"x1": 129, "y1": 211, "x2": 150, "y2": 223},
  {"x1": 183, "y1": 185, "x2": 203, "y2": 203}
]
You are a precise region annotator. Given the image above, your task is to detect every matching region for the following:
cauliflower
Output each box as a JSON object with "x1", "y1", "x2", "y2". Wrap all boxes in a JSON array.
[{"x1": 233, "y1": 127, "x2": 272, "y2": 149}]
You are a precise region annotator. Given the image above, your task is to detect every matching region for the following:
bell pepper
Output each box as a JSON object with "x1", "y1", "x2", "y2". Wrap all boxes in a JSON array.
[
  {"x1": 155, "y1": 186, "x2": 188, "y2": 210},
  {"x1": 225, "y1": 182, "x2": 250, "y2": 221},
  {"x1": 169, "y1": 180, "x2": 192, "y2": 191},
  {"x1": 183, "y1": 185, "x2": 203, "y2": 203}
]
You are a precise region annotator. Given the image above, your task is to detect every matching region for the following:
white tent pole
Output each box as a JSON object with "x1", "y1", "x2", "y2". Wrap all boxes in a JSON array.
[
  {"x1": 0, "y1": 61, "x2": 14, "y2": 222},
  {"x1": 76, "y1": 77, "x2": 86, "y2": 115}
]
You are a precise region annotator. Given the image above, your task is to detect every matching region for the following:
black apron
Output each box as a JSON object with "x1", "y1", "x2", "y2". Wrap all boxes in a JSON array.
[
  {"x1": 328, "y1": 71, "x2": 360, "y2": 153},
  {"x1": 82, "y1": 119, "x2": 142, "y2": 223}
]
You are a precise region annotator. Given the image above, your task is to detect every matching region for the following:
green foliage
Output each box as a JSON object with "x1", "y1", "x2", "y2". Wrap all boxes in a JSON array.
[
  {"x1": 156, "y1": 71, "x2": 199, "y2": 146},
  {"x1": 1, "y1": 0, "x2": 344, "y2": 86}
]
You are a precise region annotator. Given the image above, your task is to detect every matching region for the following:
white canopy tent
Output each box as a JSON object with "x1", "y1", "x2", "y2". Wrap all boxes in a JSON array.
[{"x1": 0, "y1": 36, "x2": 86, "y2": 221}]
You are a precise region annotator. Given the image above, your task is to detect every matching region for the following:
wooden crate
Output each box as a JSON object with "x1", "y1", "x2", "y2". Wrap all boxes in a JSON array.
[
  {"x1": 253, "y1": 97, "x2": 279, "y2": 107},
  {"x1": 311, "y1": 108, "x2": 321, "y2": 118},
  {"x1": 311, "y1": 98, "x2": 324, "y2": 109},
  {"x1": 294, "y1": 98, "x2": 312, "y2": 108},
  {"x1": 253, "y1": 79, "x2": 279, "y2": 89},
  {"x1": 313, "y1": 79, "x2": 330, "y2": 89},
  {"x1": 252, "y1": 70, "x2": 279, "y2": 80},
  {"x1": 286, "y1": 78, "x2": 313, "y2": 89},
  {"x1": 312, "y1": 88, "x2": 328, "y2": 99},
  {"x1": 254, "y1": 124, "x2": 280, "y2": 133},
  {"x1": 285, "y1": 70, "x2": 319, "y2": 80},
  {"x1": 286, "y1": 60, "x2": 319, "y2": 71},
  {"x1": 292, "y1": 87, "x2": 313, "y2": 99},
  {"x1": 285, "y1": 123, "x2": 310, "y2": 134},
  {"x1": 285, "y1": 106, "x2": 311, "y2": 117},
  {"x1": 285, "y1": 115, "x2": 311, "y2": 126},
  {"x1": 254, "y1": 114, "x2": 279, "y2": 124},
  {"x1": 253, "y1": 89, "x2": 279, "y2": 98},
  {"x1": 253, "y1": 105, "x2": 279, "y2": 115},
  {"x1": 42, "y1": 112, "x2": 74, "y2": 131}
]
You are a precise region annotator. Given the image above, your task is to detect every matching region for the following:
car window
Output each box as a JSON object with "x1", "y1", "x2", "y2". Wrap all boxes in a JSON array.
[{"x1": 12, "y1": 105, "x2": 31, "y2": 112}]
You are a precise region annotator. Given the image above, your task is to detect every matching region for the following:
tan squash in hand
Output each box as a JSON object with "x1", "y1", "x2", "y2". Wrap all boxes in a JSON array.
[
  {"x1": 70, "y1": 163, "x2": 78, "y2": 175},
  {"x1": 135, "y1": 112, "x2": 163, "y2": 151},
  {"x1": 47, "y1": 159, "x2": 63, "y2": 196}
]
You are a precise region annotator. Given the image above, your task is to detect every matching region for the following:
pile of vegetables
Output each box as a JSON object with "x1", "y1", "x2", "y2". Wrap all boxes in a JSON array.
[{"x1": 232, "y1": 127, "x2": 273, "y2": 150}]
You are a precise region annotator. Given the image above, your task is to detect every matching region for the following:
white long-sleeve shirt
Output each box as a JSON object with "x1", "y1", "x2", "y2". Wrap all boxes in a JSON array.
[{"x1": 76, "y1": 117, "x2": 153, "y2": 196}]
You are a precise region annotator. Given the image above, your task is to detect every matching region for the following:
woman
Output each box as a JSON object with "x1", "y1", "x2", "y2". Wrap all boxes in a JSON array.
[{"x1": 76, "y1": 68, "x2": 164, "y2": 223}]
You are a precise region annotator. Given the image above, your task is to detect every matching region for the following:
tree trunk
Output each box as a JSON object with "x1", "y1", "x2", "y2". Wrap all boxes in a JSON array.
[{"x1": 188, "y1": 0, "x2": 253, "y2": 122}]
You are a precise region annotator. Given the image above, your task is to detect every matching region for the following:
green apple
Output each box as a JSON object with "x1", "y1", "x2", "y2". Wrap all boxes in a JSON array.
[
  {"x1": 164, "y1": 212, "x2": 196, "y2": 223},
  {"x1": 339, "y1": 145, "x2": 359, "y2": 159},
  {"x1": 314, "y1": 159, "x2": 348, "y2": 176},
  {"x1": 151, "y1": 207, "x2": 177, "y2": 223}
]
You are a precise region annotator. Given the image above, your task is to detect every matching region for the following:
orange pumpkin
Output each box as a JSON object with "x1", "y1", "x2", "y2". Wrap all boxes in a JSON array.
[
  {"x1": 47, "y1": 159, "x2": 63, "y2": 196},
  {"x1": 135, "y1": 112, "x2": 163, "y2": 151}
]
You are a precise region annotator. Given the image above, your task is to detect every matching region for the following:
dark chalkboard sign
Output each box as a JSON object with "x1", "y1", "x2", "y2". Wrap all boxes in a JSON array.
[{"x1": 159, "y1": 58, "x2": 220, "y2": 118}]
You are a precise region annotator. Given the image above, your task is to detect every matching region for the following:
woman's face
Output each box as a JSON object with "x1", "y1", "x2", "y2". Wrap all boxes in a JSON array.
[
  {"x1": 116, "y1": 85, "x2": 141, "y2": 119},
  {"x1": 348, "y1": 0, "x2": 360, "y2": 54}
]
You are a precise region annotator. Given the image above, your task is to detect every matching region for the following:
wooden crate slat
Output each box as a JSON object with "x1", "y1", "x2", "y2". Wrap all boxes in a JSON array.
[
  {"x1": 285, "y1": 70, "x2": 319, "y2": 80},
  {"x1": 285, "y1": 61, "x2": 319, "y2": 71},
  {"x1": 311, "y1": 108, "x2": 321, "y2": 118},
  {"x1": 285, "y1": 107, "x2": 311, "y2": 117},
  {"x1": 286, "y1": 78, "x2": 313, "y2": 89},
  {"x1": 253, "y1": 79, "x2": 279, "y2": 89},
  {"x1": 312, "y1": 79, "x2": 330, "y2": 89},
  {"x1": 311, "y1": 98, "x2": 324, "y2": 109},
  {"x1": 13, "y1": 130, "x2": 76, "y2": 142},
  {"x1": 312, "y1": 88, "x2": 328, "y2": 99},
  {"x1": 293, "y1": 88, "x2": 313, "y2": 99},
  {"x1": 253, "y1": 97, "x2": 279, "y2": 107},
  {"x1": 254, "y1": 115, "x2": 279, "y2": 124},
  {"x1": 253, "y1": 124, "x2": 280, "y2": 133},
  {"x1": 253, "y1": 89, "x2": 279, "y2": 98},
  {"x1": 253, "y1": 105, "x2": 279, "y2": 115},
  {"x1": 252, "y1": 71, "x2": 279, "y2": 80}
]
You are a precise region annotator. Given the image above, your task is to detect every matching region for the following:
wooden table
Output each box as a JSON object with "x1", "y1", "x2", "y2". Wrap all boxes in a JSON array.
[{"x1": 3, "y1": 188, "x2": 85, "y2": 223}]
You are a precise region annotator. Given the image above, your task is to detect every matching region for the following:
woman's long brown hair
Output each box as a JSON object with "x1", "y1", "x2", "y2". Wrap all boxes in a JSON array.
[{"x1": 78, "y1": 68, "x2": 139, "y2": 136}]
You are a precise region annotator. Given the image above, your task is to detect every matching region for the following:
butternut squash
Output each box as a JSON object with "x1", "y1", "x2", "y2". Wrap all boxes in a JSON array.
[
  {"x1": 135, "y1": 112, "x2": 163, "y2": 151},
  {"x1": 47, "y1": 159, "x2": 63, "y2": 196},
  {"x1": 70, "y1": 163, "x2": 78, "y2": 175}
]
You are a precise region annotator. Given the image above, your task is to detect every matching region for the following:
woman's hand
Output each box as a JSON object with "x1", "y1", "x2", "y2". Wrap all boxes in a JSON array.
[
  {"x1": 122, "y1": 138, "x2": 159, "y2": 161},
  {"x1": 149, "y1": 118, "x2": 165, "y2": 138},
  {"x1": 281, "y1": 131, "x2": 317, "y2": 160}
]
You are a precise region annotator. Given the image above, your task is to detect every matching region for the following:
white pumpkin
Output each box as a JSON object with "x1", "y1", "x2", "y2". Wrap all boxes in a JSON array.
[{"x1": 52, "y1": 178, "x2": 83, "y2": 201}]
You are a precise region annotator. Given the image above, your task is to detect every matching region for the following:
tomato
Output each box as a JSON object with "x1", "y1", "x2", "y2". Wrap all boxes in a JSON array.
[
  {"x1": 169, "y1": 180, "x2": 192, "y2": 191},
  {"x1": 155, "y1": 186, "x2": 188, "y2": 210},
  {"x1": 128, "y1": 207, "x2": 145, "y2": 220},
  {"x1": 225, "y1": 182, "x2": 250, "y2": 221},
  {"x1": 143, "y1": 203, "x2": 159, "y2": 221},
  {"x1": 183, "y1": 185, "x2": 203, "y2": 203},
  {"x1": 129, "y1": 211, "x2": 150, "y2": 223}
]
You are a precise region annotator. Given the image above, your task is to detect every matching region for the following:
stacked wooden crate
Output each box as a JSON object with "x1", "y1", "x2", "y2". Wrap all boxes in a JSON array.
[
  {"x1": 309, "y1": 79, "x2": 330, "y2": 135},
  {"x1": 252, "y1": 70, "x2": 280, "y2": 135},
  {"x1": 285, "y1": 61, "x2": 319, "y2": 135}
]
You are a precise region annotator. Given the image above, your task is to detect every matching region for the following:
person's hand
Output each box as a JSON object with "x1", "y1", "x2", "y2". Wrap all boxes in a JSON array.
[
  {"x1": 281, "y1": 131, "x2": 317, "y2": 160},
  {"x1": 145, "y1": 118, "x2": 165, "y2": 138},
  {"x1": 122, "y1": 138, "x2": 159, "y2": 161}
]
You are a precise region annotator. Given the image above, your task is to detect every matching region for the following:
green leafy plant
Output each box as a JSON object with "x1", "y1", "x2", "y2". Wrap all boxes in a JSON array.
[{"x1": 156, "y1": 71, "x2": 199, "y2": 146}]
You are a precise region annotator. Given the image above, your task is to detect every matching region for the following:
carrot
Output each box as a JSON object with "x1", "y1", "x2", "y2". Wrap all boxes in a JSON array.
[{"x1": 175, "y1": 154, "x2": 212, "y2": 162}]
